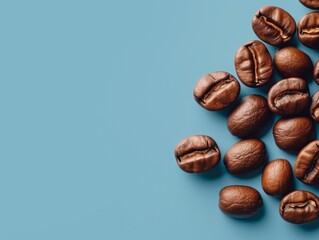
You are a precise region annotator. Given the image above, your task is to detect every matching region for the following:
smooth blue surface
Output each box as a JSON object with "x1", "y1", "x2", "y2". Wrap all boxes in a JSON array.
[{"x1": 1, "y1": 0, "x2": 319, "y2": 239}]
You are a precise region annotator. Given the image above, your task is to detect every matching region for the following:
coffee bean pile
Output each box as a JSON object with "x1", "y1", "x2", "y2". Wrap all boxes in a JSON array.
[{"x1": 174, "y1": 2, "x2": 319, "y2": 224}]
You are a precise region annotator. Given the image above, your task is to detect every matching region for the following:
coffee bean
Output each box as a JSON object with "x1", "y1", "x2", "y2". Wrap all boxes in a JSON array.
[
  {"x1": 268, "y1": 78, "x2": 310, "y2": 116},
  {"x1": 224, "y1": 139, "x2": 267, "y2": 175},
  {"x1": 274, "y1": 47, "x2": 312, "y2": 78},
  {"x1": 298, "y1": 12, "x2": 319, "y2": 49},
  {"x1": 310, "y1": 90, "x2": 319, "y2": 121},
  {"x1": 193, "y1": 71, "x2": 240, "y2": 111},
  {"x1": 300, "y1": 0, "x2": 319, "y2": 9},
  {"x1": 234, "y1": 40, "x2": 273, "y2": 87},
  {"x1": 219, "y1": 185, "x2": 263, "y2": 218},
  {"x1": 313, "y1": 59, "x2": 319, "y2": 85},
  {"x1": 227, "y1": 94, "x2": 271, "y2": 138},
  {"x1": 174, "y1": 135, "x2": 220, "y2": 173},
  {"x1": 273, "y1": 116, "x2": 315, "y2": 152},
  {"x1": 294, "y1": 140, "x2": 319, "y2": 185},
  {"x1": 279, "y1": 190, "x2": 319, "y2": 224},
  {"x1": 262, "y1": 159, "x2": 293, "y2": 196},
  {"x1": 252, "y1": 6, "x2": 296, "y2": 46}
]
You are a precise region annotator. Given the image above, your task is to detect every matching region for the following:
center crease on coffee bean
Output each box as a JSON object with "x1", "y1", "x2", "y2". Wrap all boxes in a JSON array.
[
  {"x1": 300, "y1": 27, "x2": 319, "y2": 35},
  {"x1": 200, "y1": 78, "x2": 233, "y2": 104},
  {"x1": 257, "y1": 14, "x2": 289, "y2": 39},
  {"x1": 177, "y1": 148, "x2": 215, "y2": 163},
  {"x1": 273, "y1": 91, "x2": 306, "y2": 109},
  {"x1": 247, "y1": 44, "x2": 261, "y2": 84},
  {"x1": 283, "y1": 200, "x2": 317, "y2": 211},
  {"x1": 303, "y1": 147, "x2": 319, "y2": 180}
]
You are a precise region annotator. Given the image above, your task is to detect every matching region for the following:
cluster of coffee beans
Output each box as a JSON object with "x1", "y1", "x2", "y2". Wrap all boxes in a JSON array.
[{"x1": 174, "y1": 2, "x2": 319, "y2": 224}]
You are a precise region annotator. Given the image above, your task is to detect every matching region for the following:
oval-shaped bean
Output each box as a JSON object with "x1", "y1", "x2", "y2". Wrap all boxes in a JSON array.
[
  {"x1": 268, "y1": 78, "x2": 310, "y2": 116},
  {"x1": 294, "y1": 140, "x2": 319, "y2": 185},
  {"x1": 298, "y1": 12, "x2": 319, "y2": 49},
  {"x1": 174, "y1": 135, "x2": 220, "y2": 173},
  {"x1": 252, "y1": 6, "x2": 296, "y2": 46},
  {"x1": 274, "y1": 47, "x2": 312, "y2": 79},
  {"x1": 280, "y1": 190, "x2": 319, "y2": 224},
  {"x1": 227, "y1": 94, "x2": 271, "y2": 138},
  {"x1": 193, "y1": 71, "x2": 240, "y2": 111},
  {"x1": 234, "y1": 40, "x2": 273, "y2": 87},
  {"x1": 273, "y1": 116, "x2": 315, "y2": 152},
  {"x1": 262, "y1": 159, "x2": 293, "y2": 196},
  {"x1": 219, "y1": 185, "x2": 263, "y2": 218},
  {"x1": 224, "y1": 139, "x2": 267, "y2": 175}
]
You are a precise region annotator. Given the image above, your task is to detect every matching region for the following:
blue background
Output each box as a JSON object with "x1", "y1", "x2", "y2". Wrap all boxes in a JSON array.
[{"x1": 1, "y1": 0, "x2": 319, "y2": 239}]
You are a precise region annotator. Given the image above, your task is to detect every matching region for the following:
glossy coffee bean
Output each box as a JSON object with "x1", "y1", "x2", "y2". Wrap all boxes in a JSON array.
[
  {"x1": 174, "y1": 135, "x2": 220, "y2": 173},
  {"x1": 224, "y1": 139, "x2": 267, "y2": 175},
  {"x1": 310, "y1": 90, "x2": 319, "y2": 121},
  {"x1": 262, "y1": 159, "x2": 293, "y2": 196},
  {"x1": 313, "y1": 59, "x2": 319, "y2": 85},
  {"x1": 298, "y1": 12, "x2": 319, "y2": 49},
  {"x1": 273, "y1": 116, "x2": 315, "y2": 152},
  {"x1": 274, "y1": 47, "x2": 312, "y2": 78},
  {"x1": 280, "y1": 190, "x2": 319, "y2": 224},
  {"x1": 219, "y1": 185, "x2": 263, "y2": 218},
  {"x1": 295, "y1": 140, "x2": 319, "y2": 185},
  {"x1": 252, "y1": 6, "x2": 296, "y2": 46},
  {"x1": 300, "y1": 0, "x2": 319, "y2": 9},
  {"x1": 227, "y1": 94, "x2": 271, "y2": 138},
  {"x1": 234, "y1": 40, "x2": 273, "y2": 87},
  {"x1": 268, "y1": 78, "x2": 310, "y2": 116},
  {"x1": 193, "y1": 71, "x2": 240, "y2": 111}
]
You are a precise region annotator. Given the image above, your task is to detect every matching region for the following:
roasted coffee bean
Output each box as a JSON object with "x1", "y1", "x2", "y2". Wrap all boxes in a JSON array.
[
  {"x1": 268, "y1": 78, "x2": 310, "y2": 116},
  {"x1": 252, "y1": 6, "x2": 296, "y2": 46},
  {"x1": 262, "y1": 159, "x2": 293, "y2": 196},
  {"x1": 227, "y1": 94, "x2": 271, "y2": 138},
  {"x1": 295, "y1": 140, "x2": 319, "y2": 185},
  {"x1": 313, "y1": 59, "x2": 319, "y2": 85},
  {"x1": 174, "y1": 135, "x2": 220, "y2": 173},
  {"x1": 219, "y1": 185, "x2": 263, "y2": 218},
  {"x1": 298, "y1": 12, "x2": 319, "y2": 49},
  {"x1": 274, "y1": 47, "x2": 312, "y2": 78},
  {"x1": 234, "y1": 40, "x2": 273, "y2": 88},
  {"x1": 300, "y1": 0, "x2": 319, "y2": 9},
  {"x1": 273, "y1": 116, "x2": 315, "y2": 152},
  {"x1": 310, "y1": 90, "x2": 319, "y2": 121},
  {"x1": 193, "y1": 71, "x2": 240, "y2": 111},
  {"x1": 279, "y1": 190, "x2": 319, "y2": 224},
  {"x1": 224, "y1": 139, "x2": 267, "y2": 175}
]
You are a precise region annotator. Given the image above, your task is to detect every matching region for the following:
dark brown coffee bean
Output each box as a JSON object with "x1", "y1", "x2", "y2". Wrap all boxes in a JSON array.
[
  {"x1": 274, "y1": 47, "x2": 312, "y2": 78},
  {"x1": 295, "y1": 140, "x2": 319, "y2": 185},
  {"x1": 273, "y1": 116, "x2": 315, "y2": 152},
  {"x1": 313, "y1": 59, "x2": 319, "y2": 85},
  {"x1": 300, "y1": 0, "x2": 319, "y2": 9},
  {"x1": 174, "y1": 135, "x2": 220, "y2": 173},
  {"x1": 298, "y1": 12, "x2": 319, "y2": 49},
  {"x1": 268, "y1": 78, "x2": 310, "y2": 116},
  {"x1": 219, "y1": 185, "x2": 263, "y2": 218},
  {"x1": 227, "y1": 94, "x2": 271, "y2": 138},
  {"x1": 279, "y1": 190, "x2": 319, "y2": 224},
  {"x1": 252, "y1": 6, "x2": 296, "y2": 46},
  {"x1": 224, "y1": 139, "x2": 267, "y2": 175},
  {"x1": 310, "y1": 90, "x2": 319, "y2": 121},
  {"x1": 262, "y1": 159, "x2": 293, "y2": 196},
  {"x1": 193, "y1": 71, "x2": 240, "y2": 111},
  {"x1": 234, "y1": 40, "x2": 273, "y2": 88}
]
